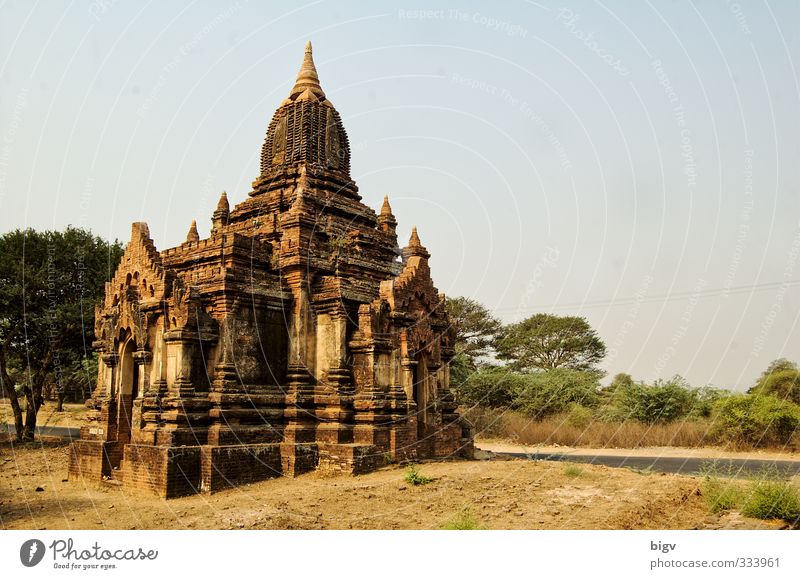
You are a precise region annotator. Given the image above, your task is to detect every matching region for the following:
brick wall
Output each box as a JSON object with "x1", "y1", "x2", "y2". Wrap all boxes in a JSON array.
[
  {"x1": 200, "y1": 444, "x2": 282, "y2": 492},
  {"x1": 122, "y1": 445, "x2": 202, "y2": 498}
]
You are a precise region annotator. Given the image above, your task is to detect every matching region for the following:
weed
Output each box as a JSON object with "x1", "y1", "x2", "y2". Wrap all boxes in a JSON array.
[
  {"x1": 403, "y1": 465, "x2": 433, "y2": 486},
  {"x1": 442, "y1": 505, "x2": 484, "y2": 530},
  {"x1": 701, "y1": 476, "x2": 744, "y2": 513},
  {"x1": 563, "y1": 464, "x2": 586, "y2": 478},
  {"x1": 741, "y1": 478, "x2": 800, "y2": 525}
]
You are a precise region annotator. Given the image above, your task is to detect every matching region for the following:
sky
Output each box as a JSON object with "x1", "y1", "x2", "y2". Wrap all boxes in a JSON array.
[{"x1": 1, "y1": 0, "x2": 798, "y2": 390}]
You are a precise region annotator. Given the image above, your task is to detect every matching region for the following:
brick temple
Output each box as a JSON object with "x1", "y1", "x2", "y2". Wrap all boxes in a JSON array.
[{"x1": 69, "y1": 42, "x2": 473, "y2": 497}]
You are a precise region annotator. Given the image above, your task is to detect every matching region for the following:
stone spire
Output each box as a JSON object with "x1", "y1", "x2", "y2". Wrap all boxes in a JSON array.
[
  {"x1": 216, "y1": 190, "x2": 229, "y2": 213},
  {"x1": 211, "y1": 191, "x2": 229, "y2": 234},
  {"x1": 186, "y1": 220, "x2": 200, "y2": 243},
  {"x1": 287, "y1": 41, "x2": 326, "y2": 102},
  {"x1": 377, "y1": 195, "x2": 397, "y2": 234},
  {"x1": 403, "y1": 226, "x2": 430, "y2": 260},
  {"x1": 261, "y1": 41, "x2": 351, "y2": 177}
]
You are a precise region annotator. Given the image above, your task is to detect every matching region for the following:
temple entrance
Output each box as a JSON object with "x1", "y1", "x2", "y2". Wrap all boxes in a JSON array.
[{"x1": 116, "y1": 337, "x2": 138, "y2": 447}]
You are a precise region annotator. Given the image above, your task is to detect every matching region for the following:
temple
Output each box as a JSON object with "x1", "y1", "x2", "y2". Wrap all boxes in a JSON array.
[{"x1": 69, "y1": 42, "x2": 473, "y2": 497}]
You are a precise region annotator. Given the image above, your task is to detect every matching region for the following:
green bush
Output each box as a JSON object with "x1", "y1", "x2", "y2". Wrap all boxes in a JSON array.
[
  {"x1": 702, "y1": 476, "x2": 745, "y2": 513},
  {"x1": 611, "y1": 375, "x2": 698, "y2": 424},
  {"x1": 741, "y1": 478, "x2": 800, "y2": 524},
  {"x1": 455, "y1": 366, "x2": 523, "y2": 408},
  {"x1": 566, "y1": 403, "x2": 593, "y2": 428},
  {"x1": 711, "y1": 394, "x2": 800, "y2": 447},
  {"x1": 691, "y1": 386, "x2": 731, "y2": 418},
  {"x1": 512, "y1": 368, "x2": 602, "y2": 417}
]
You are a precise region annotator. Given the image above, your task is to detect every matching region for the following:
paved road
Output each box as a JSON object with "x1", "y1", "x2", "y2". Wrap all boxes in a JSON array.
[
  {"x1": 1, "y1": 424, "x2": 80, "y2": 439},
  {"x1": 496, "y1": 450, "x2": 800, "y2": 477}
]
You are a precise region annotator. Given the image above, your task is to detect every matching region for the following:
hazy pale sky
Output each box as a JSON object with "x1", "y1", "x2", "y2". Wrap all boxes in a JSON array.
[{"x1": 1, "y1": 0, "x2": 798, "y2": 390}]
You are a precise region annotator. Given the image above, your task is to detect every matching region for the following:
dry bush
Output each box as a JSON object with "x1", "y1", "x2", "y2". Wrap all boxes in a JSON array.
[{"x1": 464, "y1": 406, "x2": 713, "y2": 448}]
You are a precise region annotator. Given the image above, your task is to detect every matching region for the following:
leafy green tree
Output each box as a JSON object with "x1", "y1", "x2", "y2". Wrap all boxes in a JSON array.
[
  {"x1": 445, "y1": 296, "x2": 502, "y2": 385},
  {"x1": 0, "y1": 227, "x2": 122, "y2": 440},
  {"x1": 511, "y1": 368, "x2": 602, "y2": 417},
  {"x1": 602, "y1": 372, "x2": 634, "y2": 397},
  {"x1": 750, "y1": 368, "x2": 800, "y2": 405},
  {"x1": 495, "y1": 313, "x2": 606, "y2": 372},
  {"x1": 749, "y1": 358, "x2": 798, "y2": 393}
]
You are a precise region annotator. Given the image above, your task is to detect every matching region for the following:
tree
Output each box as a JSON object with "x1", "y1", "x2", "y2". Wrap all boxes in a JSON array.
[
  {"x1": 753, "y1": 370, "x2": 800, "y2": 405},
  {"x1": 0, "y1": 227, "x2": 123, "y2": 441},
  {"x1": 445, "y1": 296, "x2": 502, "y2": 385},
  {"x1": 749, "y1": 358, "x2": 798, "y2": 394},
  {"x1": 495, "y1": 313, "x2": 606, "y2": 372}
]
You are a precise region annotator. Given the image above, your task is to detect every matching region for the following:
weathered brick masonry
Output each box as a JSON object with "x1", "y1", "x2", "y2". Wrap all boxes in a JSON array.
[{"x1": 69, "y1": 42, "x2": 473, "y2": 497}]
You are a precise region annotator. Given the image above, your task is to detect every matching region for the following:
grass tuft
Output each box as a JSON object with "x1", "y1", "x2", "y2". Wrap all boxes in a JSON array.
[
  {"x1": 442, "y1": 505, "x2": 484, "y2": 530},
  {"x1": 563, "y1": 464, "x2": 586, "y2": 478},
  {"x1": 403, "y1": 465, "x2": 433, "y2": 486}
]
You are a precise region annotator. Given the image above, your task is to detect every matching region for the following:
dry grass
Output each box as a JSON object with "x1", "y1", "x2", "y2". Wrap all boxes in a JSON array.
[{"x1": 465, "y1": 407, "x2": 713, "y2": 448}]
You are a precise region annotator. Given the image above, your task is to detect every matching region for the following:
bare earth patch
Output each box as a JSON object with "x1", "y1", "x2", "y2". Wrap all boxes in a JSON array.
[
  {"x1": 0, "y1": 440, "x2": 783, "y2": 530},
  {"x1": 1, "y1": 401, "x2": 88, "y2": 430}
]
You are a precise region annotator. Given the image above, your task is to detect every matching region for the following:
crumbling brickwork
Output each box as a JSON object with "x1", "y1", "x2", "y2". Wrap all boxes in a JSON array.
[{"x1": 69, "y1": 42, "x2": 473, "y2": 497}]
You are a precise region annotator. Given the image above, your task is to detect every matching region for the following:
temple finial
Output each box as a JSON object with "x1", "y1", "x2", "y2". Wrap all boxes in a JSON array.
[
  {"x1": 289, "y1": 40, "x2": 325, "y2": 101},
  {"x1": 409, "y1": 226, "x2": 421, "y2": 247},
  {"x1": 186, "y1": 219, "x2": 199, "y2": 243},
  {"x1": 380, "y1": 195, "x2": 393, "y2": 216},
  {"x1": 378, "y1": 195, "x2": 397, "y2": 235},
  {"x1": 402, "y1": 226, "x2": 429, "y2": 260},
  {"x1": 216, "y1": 190, "x2": 229, "y2": 213}
]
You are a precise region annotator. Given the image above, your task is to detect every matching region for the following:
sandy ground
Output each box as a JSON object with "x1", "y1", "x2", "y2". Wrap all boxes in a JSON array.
[
  {"x1": 0, "y1": 400, "x2": 87, "y2": 429},
  {"x1": 0, "y1": 440, "x2": 786, "y2": 530},
  {"x1": 477, "y1": 440, "x2": 800, "y2": 461}
]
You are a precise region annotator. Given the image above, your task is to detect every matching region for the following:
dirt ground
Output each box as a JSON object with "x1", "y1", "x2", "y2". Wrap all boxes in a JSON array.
[
  {"x1": 0, "y1": 400, "x2": 87, "y2": 429},
  {"x1": 0, "y1": 439, "x2": 786, "y2": 530}
]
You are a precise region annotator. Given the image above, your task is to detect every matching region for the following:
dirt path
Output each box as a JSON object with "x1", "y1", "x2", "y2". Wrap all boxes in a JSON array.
[{"x1": 0, "y1": 440, "x2": 784, "y2": 530}]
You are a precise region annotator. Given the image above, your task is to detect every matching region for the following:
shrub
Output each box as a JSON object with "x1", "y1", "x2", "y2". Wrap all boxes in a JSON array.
[
  {"x1": 701, "y1": 474, "x2": 744, "y2": 513},
  {"x1": 741, "y1": 478, "x2": 800, "y2": 524},
  {"x1": 455, "y1": 366, "x2": 523, "y2": 408},
  {"x1": 403, "y1": 465, "x2": 433, "y2": 486},
  {"x1": 711, "y1": 394, "x2": 800, "y2": 447},
  {"x1": 611, "y1": 376, "x2": 698, "y2": 424},
  {"x1": 566, "y1": 403, "x2": 593, "y2": 428},
  {"x1": 512, "y1": 368, "x2": 602, "y2": 417},
  {"x1": 691, "y1": 386, "x2": 731, "y2": 418}
]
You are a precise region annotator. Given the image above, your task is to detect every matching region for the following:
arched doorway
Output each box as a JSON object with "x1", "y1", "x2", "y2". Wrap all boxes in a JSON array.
[{"x1": 116, "y1": 336, "x2": 138, "y2": 446}]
